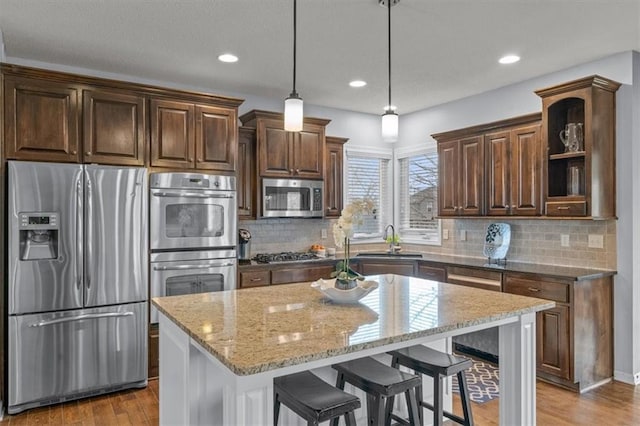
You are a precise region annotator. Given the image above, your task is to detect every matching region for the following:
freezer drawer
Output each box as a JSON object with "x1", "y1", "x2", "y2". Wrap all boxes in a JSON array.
[{"x1": 8, "y1": 302, "x2": 147, "y2": 414}]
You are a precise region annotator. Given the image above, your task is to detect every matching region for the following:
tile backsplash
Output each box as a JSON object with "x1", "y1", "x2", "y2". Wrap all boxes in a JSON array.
[{"x1": 239, "y1": 218, "x2": 617, "y2": 270}]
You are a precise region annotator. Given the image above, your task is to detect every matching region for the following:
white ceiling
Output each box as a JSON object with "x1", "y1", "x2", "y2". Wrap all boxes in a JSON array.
[{"x1": 1, "y1": 0, "x2": 639, "y2": 115}]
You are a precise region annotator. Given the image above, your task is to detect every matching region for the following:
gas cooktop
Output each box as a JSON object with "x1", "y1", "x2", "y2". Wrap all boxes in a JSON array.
[{"x1": 252, "y1": 252, "x2": 319, "y2": 264}]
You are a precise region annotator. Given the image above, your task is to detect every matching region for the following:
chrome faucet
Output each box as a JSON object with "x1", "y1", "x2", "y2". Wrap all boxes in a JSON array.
[{"x1": 383, "y1": 224, "x2": 398, "y2": 253}]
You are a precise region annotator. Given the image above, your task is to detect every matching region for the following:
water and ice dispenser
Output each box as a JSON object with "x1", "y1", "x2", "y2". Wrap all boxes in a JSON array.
[{"x1": 18, "y1": 212, "x2": 59, "y2": 260}]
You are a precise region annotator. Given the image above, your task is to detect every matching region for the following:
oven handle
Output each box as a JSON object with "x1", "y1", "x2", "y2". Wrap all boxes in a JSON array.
[
  {"x1": 152, "y1": 191, "x2": 233, "y2": 199},
  {"x1": 152, "y1": 262, "x2": 236, "y2": 271}
]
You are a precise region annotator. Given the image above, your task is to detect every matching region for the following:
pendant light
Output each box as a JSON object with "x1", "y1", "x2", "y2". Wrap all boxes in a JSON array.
[
  {"x1": 284, "y1": 0, "x2": 303, "y2": 132},
  {"x1": 381, "y1": 0, "x2": 399, "y2": 143}
]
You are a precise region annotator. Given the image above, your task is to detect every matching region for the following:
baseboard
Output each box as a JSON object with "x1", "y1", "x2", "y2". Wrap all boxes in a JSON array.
[
  {"x1": 453, "y1": 343, "x2": 499, "y2": 364},
  {"x1": 613, "y1": 369, "x2": 640, "y2": 385}
]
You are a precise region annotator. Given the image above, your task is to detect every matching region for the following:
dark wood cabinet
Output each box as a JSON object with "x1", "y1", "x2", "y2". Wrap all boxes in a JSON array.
[
  {"x1": 503, "y1": 272, "x2": 612, "y2": 391},
  {"x1": 358, "y1": 259, "x2": 415, "y2": 277},
  {"x1": 150, "y1": 99, "x2": 238, "y2": 171},
  {"x1": 436, "y1": 136, "x2": 484, "y2": 216},
  {"x1": 239, "y1": 110, "x2": 330, "y2": 179},
  {"x1": 239, "y1": 270, "x2": 270, "y2": 288},
  {"x1": 446, "y1": 266, "x2": 502, "y2": 292},
  {"x1": 485, "y1": 121, "x2": 542, "y2": 216},
  {"x1": 536, "y1": 76, "x2": 620, "y2": 218},
  {"x1": 238, "y1": 260, "x2": 337, "y2": 289},
  {"x1": 4, "y1": 75, "x2": 80, "y2": 162},
  {"x1": 434, "y1": 113, "x2": 542, "y2": 218},
  {"x1": 416, "y1": 263, "x2": 446, "y2": 282},
  {"x1": 238, "y1": 127, "x2": 257, "y2": 219},
  {"x1": 83, "y1": 89, "x2": 145, "y2": 165},
  {"x1": 325, "y1": 136, "x2": 347, "y2": 218},
  {"x1": 148, "y1": 323, "x2": 159, "y2": 379}
]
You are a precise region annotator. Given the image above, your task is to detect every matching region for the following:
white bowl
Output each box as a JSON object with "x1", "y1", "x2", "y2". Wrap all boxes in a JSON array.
[{"x1": 310, "y1": 278, "x2": 378, "y2": 304}]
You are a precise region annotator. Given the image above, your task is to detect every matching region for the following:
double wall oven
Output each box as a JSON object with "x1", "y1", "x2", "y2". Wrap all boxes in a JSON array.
[{"x1": 149, "y1": 172, "x2": 237, "y2": 323}]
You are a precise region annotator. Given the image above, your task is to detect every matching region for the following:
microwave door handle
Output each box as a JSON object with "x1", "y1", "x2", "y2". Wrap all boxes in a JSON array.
[
  {"x1": 28, "y1": 311, "x2": 134, "y2": 327},
  {"x1": 152, "y1": 262, "x2": 235, "y2": 271},
  {"x1": 153, "y1": 192, "x2": 233, "y2": 199}
]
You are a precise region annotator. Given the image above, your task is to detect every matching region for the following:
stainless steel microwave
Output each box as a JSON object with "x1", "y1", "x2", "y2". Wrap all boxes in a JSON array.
[{"x1": 262, "y1": 178, "x2": 323, "y2": 218}]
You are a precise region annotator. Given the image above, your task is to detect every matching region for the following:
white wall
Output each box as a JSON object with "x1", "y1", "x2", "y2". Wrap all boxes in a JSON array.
[{"x1": 399, "y1": 51, "x2": 638, "y2": 383}]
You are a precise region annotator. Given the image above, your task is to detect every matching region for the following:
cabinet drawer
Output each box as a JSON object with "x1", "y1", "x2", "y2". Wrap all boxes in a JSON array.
[
  {"x1": 417, "y1": 264, "x2": 446, "y2": 282},
  {"x1": 239, "y1": 271, "x2": 270, "y2": 288},
  {"x1": 504, "y1": 276, "x2": 570, "y2": 303},
  {"x1": 545, "y1": 201, "x2": 587, "y2": 217},
  {"x1": 447, "y1": 266, "x2": 502, "y2": 291},
  {"x1": 271, "y1": 265, "x2": 335, "y2": 285}
]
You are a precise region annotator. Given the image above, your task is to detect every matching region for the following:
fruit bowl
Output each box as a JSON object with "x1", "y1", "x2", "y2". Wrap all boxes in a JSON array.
[{"x1": 311, "y1": 278, "x2": 378, "y2": 304}]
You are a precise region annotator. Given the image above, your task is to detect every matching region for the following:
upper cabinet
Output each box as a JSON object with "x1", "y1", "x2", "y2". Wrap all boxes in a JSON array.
[
  {"x1": 325, "y1": 136, "x2": 347, "y2": 218},
  {"x1": 2, "y1": 64, "x2": 243, "y2": 169},
  {"x1": 535, "y1": 76, "x2": 620, "y2": 219},
  {"x1": 239, "y1": 110, "x2": 330, "y2": 179},
  {"x1": 4, "y1": 75, "x2": 81, "y2": 162},
  {"x1": 437, "y1": 135, "x2": 484, "y2": 216},
  {"x1": 433, "y1": 113, "x2": 542, "y2": 218},
  {"x1": 83, "y1": 89, "x2": 145, "y2": 166},
  {"x1": 237, "y1": 126, "x2": 257, "y2": 219},
  {"x1": 150, "y1": 100, "x2": 238, "y2": 172}
]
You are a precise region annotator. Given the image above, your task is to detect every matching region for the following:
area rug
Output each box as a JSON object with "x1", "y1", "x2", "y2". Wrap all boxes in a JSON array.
[{"x1": 452, "y1": 357, "x2": 499, "y2": 404}]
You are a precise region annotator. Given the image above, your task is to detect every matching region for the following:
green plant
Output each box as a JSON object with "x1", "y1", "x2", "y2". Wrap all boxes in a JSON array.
[{"x1": 385, "y1": 234, "x2": 401, "y2": 245}]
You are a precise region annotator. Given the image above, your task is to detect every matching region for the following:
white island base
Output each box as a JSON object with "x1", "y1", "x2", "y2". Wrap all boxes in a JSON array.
[{"x1": 158, "y1": 311, "x2": 537, "y2": 426}]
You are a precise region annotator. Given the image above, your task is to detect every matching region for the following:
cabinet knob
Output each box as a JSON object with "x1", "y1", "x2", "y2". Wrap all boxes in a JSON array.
[
  {"x1": 289, "y1": 169, "x2": 294, "y2": 174},
  {"x1": 511, "y1": 205, "x2": 516, "y2": 209},
  {"x1": 189, "y1": 157, "x2": 194, "y2": 162},
  {"x1": 295, "y1": 168, "x2": 300, "y2": 174},
  {"x1": 71, "y1": 150, "x2": 77, "y2": 155},
  {"x1": 198, "y1": 158, "x2": 203, "y2": 162},
  {"x1": 86, "y1": 152, "x2": 92, "y2": 156}
]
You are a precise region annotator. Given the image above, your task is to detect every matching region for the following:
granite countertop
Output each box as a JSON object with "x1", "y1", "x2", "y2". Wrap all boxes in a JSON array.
[
  {"x1": 152, "y1": 274, "x2": 554, "y2": 376},
  {"x1": 239, "y1": 252, "x2": 615, "y2": 281}
]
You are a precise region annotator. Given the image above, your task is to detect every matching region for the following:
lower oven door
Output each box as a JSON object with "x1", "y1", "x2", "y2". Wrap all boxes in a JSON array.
[{"x1": 150, "y1": 250, "x2": 237, "y2": 323}]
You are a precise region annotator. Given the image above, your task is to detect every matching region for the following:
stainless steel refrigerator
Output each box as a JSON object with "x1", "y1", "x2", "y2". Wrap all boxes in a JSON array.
[{"x1": 7, "y1": 161, "x2": 148, "y2": 414}]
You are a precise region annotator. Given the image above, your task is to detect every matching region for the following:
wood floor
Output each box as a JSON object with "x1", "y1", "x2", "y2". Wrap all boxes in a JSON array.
[{"x1": 0, "y1": 378, "x2": 638, "y2": 425}]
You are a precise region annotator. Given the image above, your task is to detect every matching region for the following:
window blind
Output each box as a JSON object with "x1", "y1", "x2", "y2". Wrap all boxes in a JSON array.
[
  {"x1": 345, "y1": 154, "x2": 390, "y2": 239},
  {"x1": 398, "y1": 151, "x2": 440, "y2": 242}
]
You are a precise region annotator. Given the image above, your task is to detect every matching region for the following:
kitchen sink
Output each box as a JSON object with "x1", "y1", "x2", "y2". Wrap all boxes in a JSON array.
[{"x1": 356, "y1": 252, "x2": 423, "y2": 258}]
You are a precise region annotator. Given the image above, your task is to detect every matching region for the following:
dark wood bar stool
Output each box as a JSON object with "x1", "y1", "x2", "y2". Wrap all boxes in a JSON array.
[
  {"x1": 388, "y1": 345, "x2": 475, "y2": 426},
  {"x1": 331, "y1": 356, "x2": 422, "y2": 426},
  {"x1": 274, "y1": 370, "x2": 361, "y2": 426}
]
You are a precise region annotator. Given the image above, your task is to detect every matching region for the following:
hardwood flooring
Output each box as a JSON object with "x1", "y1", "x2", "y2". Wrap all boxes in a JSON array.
[{"x1": 0, "y1": 378, "x2": 638, "y2": 425}]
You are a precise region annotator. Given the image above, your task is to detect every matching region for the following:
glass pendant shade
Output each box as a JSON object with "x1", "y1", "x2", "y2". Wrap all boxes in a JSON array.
[
  {"x1": 381, "y1": 110, "x2": 398, "y2": 143},
  {"x1": 284, "y1": 94, "x2": 304, "y2": 132}
]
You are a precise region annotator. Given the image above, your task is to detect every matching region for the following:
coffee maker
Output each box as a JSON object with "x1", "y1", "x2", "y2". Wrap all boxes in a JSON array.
[{"x1": 238, "y1": 228, "x2": 252, "y2": 260}]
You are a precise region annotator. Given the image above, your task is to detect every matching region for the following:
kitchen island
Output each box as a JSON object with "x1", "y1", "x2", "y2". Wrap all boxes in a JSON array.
[{"x1": 152, "y1": 274, "x2": 554, "y2": 425}]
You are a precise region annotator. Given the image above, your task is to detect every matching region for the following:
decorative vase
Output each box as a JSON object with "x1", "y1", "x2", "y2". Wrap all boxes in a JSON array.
[{"x1": 335, "y1": 278, "x2": 358, "y2": 290}]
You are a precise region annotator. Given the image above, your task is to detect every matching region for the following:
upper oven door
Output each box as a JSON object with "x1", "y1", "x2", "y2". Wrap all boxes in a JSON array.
[{"x1": 150, "y1": 188, "x2": 237, "y2": 251}]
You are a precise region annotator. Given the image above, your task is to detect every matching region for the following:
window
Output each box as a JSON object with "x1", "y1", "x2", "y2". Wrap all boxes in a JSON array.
[
  {"x1": 398, "y1": 149, "x2": 440, "y2": 244},
  {"x1": 345, "y1": 150, "x2": 391, "y2": 240}
]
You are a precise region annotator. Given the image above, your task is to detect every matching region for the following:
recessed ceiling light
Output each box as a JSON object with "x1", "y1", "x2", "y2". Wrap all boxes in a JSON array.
[
  {"x1": 218, "y1": 53, "x2": 239, "y2": 63},
  {"x1": 349, "y1": 80, "x2": 367, "y2": 88},
  {"x1": 499, "y1": 54, "x2": 520, "y2": 65}
]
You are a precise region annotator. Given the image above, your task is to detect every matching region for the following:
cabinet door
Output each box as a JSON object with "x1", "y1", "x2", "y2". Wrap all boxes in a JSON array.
[
  {"x1": 510, "y1": 124, "x2": 541, "y2": 216},
  {"x1": 83, "y1": 90, "x2": 145, "y2": 165},
  {"x1": 325, "y1": 138, "x2": 346, "y2": 218},
  {"x1": 416, "y1": 264, "x2": 446, "y2": 282},
  {"x1": 258, "y1": 118, "x2": 292, "y2": 177},
  {"x1": 238, "y1": 127, "x2": 256, "y2": 219},
  {"x1": 437, "y1": 140, "x2": 459, "y2": 216},
  {"x1": 271, "y1": 265, "x2": 336, "y2": 285},
  {"x1": 292, "y1": 125, "x2": 324, "y2": 178},
  {"x1": 195, "y1": 104, "x2": 237, "y2": 172},
  {"x1": 459, "y1": 136, "x2": 484, "y2": 215},
  {"x1": 537, "y1": 305, "x2": 571, "y2": 380},
  {"x1": 4, "y1": 77, "x2": 80, "y2": 162},
  {"x1": 150, "y1": 99, "x2": 194, "y2": 168},
  {"x1": 485, "y1": 131, "x2": 511, "y2": 216}
]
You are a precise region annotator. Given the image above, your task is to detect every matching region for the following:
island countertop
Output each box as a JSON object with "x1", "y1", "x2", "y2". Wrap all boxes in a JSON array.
[{"x1": 152, "y1": 274, "x2": 554, "y2": 376}]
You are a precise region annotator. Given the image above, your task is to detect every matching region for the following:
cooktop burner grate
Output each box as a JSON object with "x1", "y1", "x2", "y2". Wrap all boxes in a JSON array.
[{"x1": 253, "y1": 251, "x2": 319, "y2": 263}]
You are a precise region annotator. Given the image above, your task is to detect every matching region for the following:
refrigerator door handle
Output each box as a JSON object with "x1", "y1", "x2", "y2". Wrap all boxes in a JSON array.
[
  {"x1": 85, "y1": 170, "x2": 93, "y2": 291},
  {"x1": 76, "y1": 175, "x2": 83, "y2": 291},
  {"x1": 152, "y1": 262, "x2": 235, "y2": 271},
  {"x1": 28, "y1": 311, "x2": 134, "y2": 327},
  {"x1": 152, "y1": 191, "x2": 233, "y2": 199}
]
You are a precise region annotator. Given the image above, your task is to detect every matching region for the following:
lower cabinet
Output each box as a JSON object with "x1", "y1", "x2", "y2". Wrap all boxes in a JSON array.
[
  {"x1": 357, "y1": 260, "x2": 415, "y2": 276},
  {"x1": 416, "y1": 263, "x2": 447, "y2": 282},
  {"x1": 503, "y1": 272, "x2": 612, "y2": 391},
  {"x1": 148, "y1": 323, "x2": 159, "y2": 379},
  {"x1": 238, "y1": 261, "x2": 337, "y2": 289}
]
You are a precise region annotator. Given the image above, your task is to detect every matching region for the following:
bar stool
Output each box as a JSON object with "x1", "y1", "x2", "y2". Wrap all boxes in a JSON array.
[
  {"x1": 331, "y1": 356, "x2": 422, "y2": 426},
  {"x1": 274, "y1": 370, "x2": 361, "y2": 426},
  {"x1": 388, "y1": 345, "x2": 474, "y2": 426}
]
